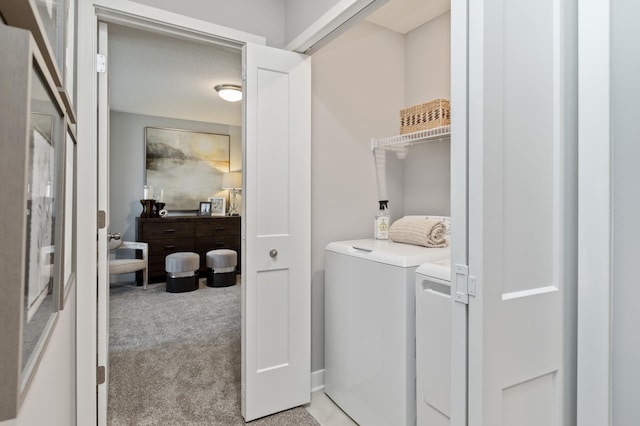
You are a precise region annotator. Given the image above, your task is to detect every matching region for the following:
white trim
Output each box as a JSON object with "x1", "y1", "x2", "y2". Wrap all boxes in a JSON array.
[
  {"x1": 577, "y1": 0, "x2": 612, "y2": 425},
  {"x1": 75, "y1": 1, "x2": 99, "y2": 423},
  {"x1": 467, "y1": 0, "x2": 485, "y2": 423},
  {"x1": 450, "y1": 0, "x2": 468, "y2": 424},
  {"x1": 75, "y1": 3, "x2": 265, "y2": 424},
  {"x1": 285, "y1": 0, "x2": 383, "y2": 53},
  {"x1": 310, "y1": 369, "x2": 325, "y2": 393},
  {"x1": 96, "y1": 22, "x2": 109, "y2": 426}
]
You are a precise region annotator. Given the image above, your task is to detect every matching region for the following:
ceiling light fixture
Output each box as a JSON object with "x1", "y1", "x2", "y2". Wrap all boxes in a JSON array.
[{"x1": 215, "y1": 84, "x2": 242, "y2": 102}]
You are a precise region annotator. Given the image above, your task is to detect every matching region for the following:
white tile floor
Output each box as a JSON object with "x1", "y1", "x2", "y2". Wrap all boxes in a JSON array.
[{"x1": 305, "y1": 391, "x2": 358, "y2": 426}]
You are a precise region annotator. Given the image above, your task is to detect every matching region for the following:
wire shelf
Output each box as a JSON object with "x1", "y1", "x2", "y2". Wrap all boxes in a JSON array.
[{"x1": 371, "y1": 125, "x2": 451, "y2": 152}]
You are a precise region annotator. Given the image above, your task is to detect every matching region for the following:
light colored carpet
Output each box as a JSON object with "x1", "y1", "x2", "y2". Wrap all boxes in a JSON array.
[{"x1": 108, "y1": 279, "x2": 319, "y2": 426}]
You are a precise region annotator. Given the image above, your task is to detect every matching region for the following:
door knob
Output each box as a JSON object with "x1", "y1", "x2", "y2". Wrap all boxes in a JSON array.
[
  {"x1": 269, "y1": 249, "x2": 278, "y2": 258},
  {"x1": 108, "y1": 232, "x2": 121, "y2": 241}
]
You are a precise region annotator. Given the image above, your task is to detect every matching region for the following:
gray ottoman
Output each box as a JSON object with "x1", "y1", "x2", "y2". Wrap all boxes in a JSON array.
[
  {"x1": 165, "y1": 252, "x2": 199, "y2": 293},
  {"x1": 206, "y1": 249, "x2": 237, "y2": 287}
]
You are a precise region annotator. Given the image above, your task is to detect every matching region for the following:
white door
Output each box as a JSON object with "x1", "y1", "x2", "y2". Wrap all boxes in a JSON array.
[
  {"x1": 467, "y1": 0, "x2": 577, "y2": 424},
  {"x1": 96, "y1": 21, "x2": 110, "y2": 426},
  {"x1": 449, "y1": 0, "x2": 469, "y2": 425},
  {"x1": 241, "y1": 43, "x2": 311, "y2": 421}
]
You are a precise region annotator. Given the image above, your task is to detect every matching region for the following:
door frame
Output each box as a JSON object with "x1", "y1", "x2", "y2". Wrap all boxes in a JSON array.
[
  {"x1": 96, "y1": 21, "x2": 109, "y2": 426},
  {"x1": 449, "y1": 0, "x2": 469, "y2": 425},
  {"x1": 75, "y1": 2, "x2": 264, "y2": 423}
]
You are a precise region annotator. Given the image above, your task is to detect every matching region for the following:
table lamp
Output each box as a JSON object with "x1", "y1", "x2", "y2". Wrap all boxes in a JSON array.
[{"x1": 222, "y1": 172, "x2": 242, "y2": 216}]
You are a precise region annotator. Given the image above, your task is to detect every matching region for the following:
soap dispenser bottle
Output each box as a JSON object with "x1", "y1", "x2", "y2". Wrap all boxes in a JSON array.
[{"x1": 374, "y1": 200, "x2": 390, "y2": 240}]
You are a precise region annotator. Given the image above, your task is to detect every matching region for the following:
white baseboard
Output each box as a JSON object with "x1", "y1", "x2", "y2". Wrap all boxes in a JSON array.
[{"x1": 311, "y1": 369, "x2": 325, "y2": 392}]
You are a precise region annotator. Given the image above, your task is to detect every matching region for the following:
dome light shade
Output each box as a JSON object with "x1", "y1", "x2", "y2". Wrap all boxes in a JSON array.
[{"x1": 215, "y1": 84, "x2": 242, "y2": 102}]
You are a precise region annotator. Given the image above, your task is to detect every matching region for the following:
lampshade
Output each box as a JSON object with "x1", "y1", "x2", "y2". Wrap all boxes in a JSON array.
[
  {"x1": 215, "y1": 84, "x2": 242, "y2": 102},
  {"x1": 222, "y1": 172, "x2": 242, "y2": 189}
]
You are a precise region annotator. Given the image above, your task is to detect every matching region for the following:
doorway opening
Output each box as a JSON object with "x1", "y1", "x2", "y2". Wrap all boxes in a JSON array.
[{"x1": 104, "y1": 21, "x2": 246, "y2": 424}]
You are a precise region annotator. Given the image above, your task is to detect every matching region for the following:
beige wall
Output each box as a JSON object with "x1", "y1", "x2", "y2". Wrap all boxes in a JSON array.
[
  {"x1": 311, "y1": 21, "x2": 405, "y2": 370},
  {"x1": 405, "y1": 11, "x2": 451, "y2": 106},
  {"x1": 403, "y1": 11, "x2": 451, "y2": 216},
  {"x1": 0, "y1": 291, "x2": 76, "y2": 426},
  {"x1": 310, "y1": 12, "x2": 451, "y2": 370}
]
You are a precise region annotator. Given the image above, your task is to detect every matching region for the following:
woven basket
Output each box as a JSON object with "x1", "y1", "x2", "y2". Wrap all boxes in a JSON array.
[{"x1": 400, "y1": 98, "x2": 451, "y2": 134}]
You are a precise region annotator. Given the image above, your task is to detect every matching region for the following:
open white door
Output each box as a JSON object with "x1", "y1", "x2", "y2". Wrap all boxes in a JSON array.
[
  {"x1": 467, "y1": 0, "x2": 577, "y2": 424},
  {"x1": 96, "y1": 21, "x2": 110, "y2": 426},
  {"x1": 241, "y1": 43, "x2": 311, "y2": 421}
]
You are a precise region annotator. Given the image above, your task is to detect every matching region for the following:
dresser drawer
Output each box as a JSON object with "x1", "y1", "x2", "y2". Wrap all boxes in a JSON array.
[
  {"x1": 196, "y1": 218, "x2": 240, "y2": 238},
  {"x1": 148, "y1": 237, "x2": 194, "y2": 255},
  {"x1": 195, "y1": 235, "x2": 239, "y2": 252},
  {"x1": 142, "y1": 222, "x2": 194, "y2": 239}
]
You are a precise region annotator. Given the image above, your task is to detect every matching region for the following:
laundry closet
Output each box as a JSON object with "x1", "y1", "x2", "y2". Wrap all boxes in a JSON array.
[
  {"x1": 311, "y1": 8, "x2": 452, "y2": 251},
  {"x1": 316, "y1": 0, "x2": 579, "y2": 423},
  {"x1": 313, "y1": 5, "x2": 453, "y2": 426}
]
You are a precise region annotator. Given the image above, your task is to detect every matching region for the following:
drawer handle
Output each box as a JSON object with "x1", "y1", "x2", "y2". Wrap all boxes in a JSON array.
[
  {"x1": 214, "y1": 242, "x2": 225, "y2": 247},
  {"x1": 164, "y1": 245, "x2": 176, "y2": 250},
  {"x1": 215, "y1": 227, "x2": 225, "y2": 231},
  {"x1": 164, "y1": 229, "x2": 176, "y2": 233}
]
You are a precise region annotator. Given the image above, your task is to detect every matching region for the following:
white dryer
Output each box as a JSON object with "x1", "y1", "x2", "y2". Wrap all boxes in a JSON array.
[
  {"x1": 324, "y1": 239, "x2": 450, "y2": 426},
  {"x1": 415, "y1": 259, "x2": 452, "y2": 426}
]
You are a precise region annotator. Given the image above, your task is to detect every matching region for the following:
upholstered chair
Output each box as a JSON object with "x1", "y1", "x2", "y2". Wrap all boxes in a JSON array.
[{"x1": 108, "y1": 237, "x2": 149, "y2": 290}]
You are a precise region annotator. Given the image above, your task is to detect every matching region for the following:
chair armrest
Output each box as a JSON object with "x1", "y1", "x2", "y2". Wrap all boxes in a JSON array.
[{"x1": 119, "y1": 241, "x2": 148, "y2": 261}]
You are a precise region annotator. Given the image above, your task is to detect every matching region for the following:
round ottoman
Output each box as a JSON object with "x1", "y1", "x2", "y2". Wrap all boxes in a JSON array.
[
  {"x1": 165, "y1": 252, "x2": 199, "y2": 293},
  {"x1": 205, "y1": 249, "x2": 237, "y2": 287}
]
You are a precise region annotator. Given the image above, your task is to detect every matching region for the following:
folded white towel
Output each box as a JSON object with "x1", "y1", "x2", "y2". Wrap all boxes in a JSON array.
[{"x1": 389, "y1": 217, "x2": 449, "y2": 248}]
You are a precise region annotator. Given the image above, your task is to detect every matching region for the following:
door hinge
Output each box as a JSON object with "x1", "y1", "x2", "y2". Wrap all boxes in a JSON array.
[
  {"x1": 97, "y1": 210, "x2": 106, "y2": 229},
  {"x1": 96, "y1": 54, "x2": 106, "y2": 73},
  {"x1": 97, "y1": 365, "x2": 106, "y2": 385},
  {"x1": 453, "y1": 264, "x2": 476, "y2": 304}
]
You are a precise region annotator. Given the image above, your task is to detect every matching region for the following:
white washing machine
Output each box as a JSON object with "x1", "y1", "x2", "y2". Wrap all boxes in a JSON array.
[
  {"x1": 324, "y1": 239, "x2": 450, "y2": 426},
  {"x1": 415, "y1": 259, "x2": 452, "y2": 426}
]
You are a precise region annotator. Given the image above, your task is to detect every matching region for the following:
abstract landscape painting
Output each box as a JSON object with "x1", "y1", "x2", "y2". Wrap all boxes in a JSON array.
[{"x1": 145, "y1": 127, "x2": 230, "y2": 211}]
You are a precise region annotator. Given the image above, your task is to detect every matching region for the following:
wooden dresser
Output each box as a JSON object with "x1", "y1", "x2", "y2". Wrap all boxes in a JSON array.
[{"x1": 136, "y1": 216, "x2": 241, "y2": 283}]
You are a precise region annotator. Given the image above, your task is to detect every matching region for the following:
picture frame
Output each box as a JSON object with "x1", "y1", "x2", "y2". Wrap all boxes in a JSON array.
[
  {"x1": 0, "y1": 25, "x2": 67, "y2": 421},
  {"x1": 199, "y1": 201, "x2": 211, "y2": 216},
  {"x1": 208, "y1": 196, "x2": 226, "y2": 217},
  {"x1": 60, "y1": 121, "x2": 77, "y2": 308},
  {"x1": 145, "y1": 127, "x2": 230, "y2": 212}
]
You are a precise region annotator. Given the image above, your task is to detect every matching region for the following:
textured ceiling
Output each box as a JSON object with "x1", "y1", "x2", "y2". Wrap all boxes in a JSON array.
[{"x1": 108, "y1": 24, "x2": 242, "y2": 126}]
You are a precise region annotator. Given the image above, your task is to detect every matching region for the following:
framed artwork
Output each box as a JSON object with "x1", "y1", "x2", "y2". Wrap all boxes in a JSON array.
[
  {"x1": 145, "y1": 127, "x2": 230, "y2": 211},
  {"x1": 26, "y1": 112, "x2": 56, "y2": 322},
  {"x1": 0, "y1": 25, "x2": 70, "y2": 421},
  {"x1": 199, "y1": 201, "x2": 211, "y2": 216},
  {"x1": 208, "y1": 196, "x2": 226, "y2": 216}
]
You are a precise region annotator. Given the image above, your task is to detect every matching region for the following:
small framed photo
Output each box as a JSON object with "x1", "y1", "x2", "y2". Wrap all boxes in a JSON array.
[
  {"x1": 198, "y1": 201, "x2": 211, "y2": 216},
  {"x1": 208, "y1": 196, "x2": 226, "y2": 216}
]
